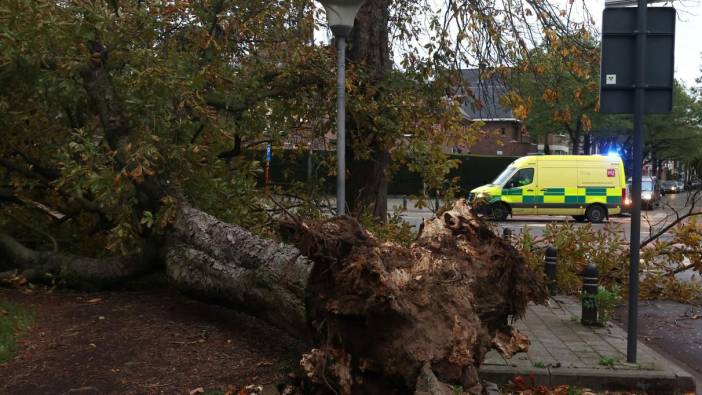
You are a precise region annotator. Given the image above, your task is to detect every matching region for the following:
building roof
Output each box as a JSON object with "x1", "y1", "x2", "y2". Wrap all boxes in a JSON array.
[{"x1": 458, "y1": 69, "x2": 516, "y2": 121}]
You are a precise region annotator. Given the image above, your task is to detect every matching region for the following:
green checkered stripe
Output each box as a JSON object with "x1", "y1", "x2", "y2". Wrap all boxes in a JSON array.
[{"x1": 489, "y1": 187, "x2": 622, "y2": 205}]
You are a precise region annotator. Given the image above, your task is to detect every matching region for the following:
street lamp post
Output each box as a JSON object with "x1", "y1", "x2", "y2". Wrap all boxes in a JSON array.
[{"x1": 318, "y1": 0, "x2": 365, "y2": 215}]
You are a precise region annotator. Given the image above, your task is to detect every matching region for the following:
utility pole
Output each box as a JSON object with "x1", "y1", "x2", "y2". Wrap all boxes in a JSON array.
[{"x1": 626, "y1": 0, "x2": 647, "y2": 362}]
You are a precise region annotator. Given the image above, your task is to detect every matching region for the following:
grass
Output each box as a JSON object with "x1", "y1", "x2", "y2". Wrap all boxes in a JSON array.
[
  {"x1": 598, "y1": 355, "x2": 618, "y2": 369},
  {"x1": 0, "y1": 300, "x2": 33, "y2": 363},
  {"x1": 533, "y1": 361, "x2": 546, "y2": 368}
]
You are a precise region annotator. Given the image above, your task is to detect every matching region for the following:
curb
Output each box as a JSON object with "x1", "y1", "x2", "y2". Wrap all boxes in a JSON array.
[{"x1": 480, "y1": 365, "x2": 696, "y2": 394}]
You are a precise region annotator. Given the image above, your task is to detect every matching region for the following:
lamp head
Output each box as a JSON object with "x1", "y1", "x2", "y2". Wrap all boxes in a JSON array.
[{"x1": 319, "y1": 0, "x2": 366, "y2": 38}]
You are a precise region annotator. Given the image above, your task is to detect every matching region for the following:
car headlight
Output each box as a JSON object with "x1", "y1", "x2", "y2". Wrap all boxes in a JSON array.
[{"x1": 642, "y1": 193, "x2": 652, "y2": 200}]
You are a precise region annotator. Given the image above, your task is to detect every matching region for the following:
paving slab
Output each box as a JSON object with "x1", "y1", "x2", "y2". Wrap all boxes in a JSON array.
[{"x1": 480, "y1": 296, "x2": 696, "y2": 394}]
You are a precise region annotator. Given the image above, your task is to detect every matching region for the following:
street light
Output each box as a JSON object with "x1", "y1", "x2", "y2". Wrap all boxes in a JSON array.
[{"x1": 318, "y1": 0, "x2": 365, "y2": 215}]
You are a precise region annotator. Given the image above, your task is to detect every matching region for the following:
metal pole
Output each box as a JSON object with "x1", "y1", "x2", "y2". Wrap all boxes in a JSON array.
[
  {"x1": 336, "y1": 37, "x2": 346, "y2": 216},
  {"x1": 307, "y1": 148, "x2": 313, "y2": 183},
  {"x1": 627, "y1": 0, "x2": 647, "y2": 364}
]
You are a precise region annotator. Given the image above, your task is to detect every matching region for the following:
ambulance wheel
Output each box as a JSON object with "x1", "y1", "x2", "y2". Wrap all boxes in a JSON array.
[
  {"x1": 572, "y1": 215, "x2": 586, "y2": 223},
  {"x1": 490, "y1": 203, "x2": 509, "y2": 221},
  {"x1": 585, "y1": 205, "x2": 607, "y2": 223}
]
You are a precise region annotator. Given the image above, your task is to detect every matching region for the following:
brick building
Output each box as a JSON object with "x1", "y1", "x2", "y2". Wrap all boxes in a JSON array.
[{"x1": 449, "y1": 69, "x2": 538, "y2": 156}]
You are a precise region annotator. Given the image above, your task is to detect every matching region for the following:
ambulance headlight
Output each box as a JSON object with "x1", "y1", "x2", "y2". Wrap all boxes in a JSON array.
[{"x1": 476, "y1": 192, "x2": 490, "y2": 199}]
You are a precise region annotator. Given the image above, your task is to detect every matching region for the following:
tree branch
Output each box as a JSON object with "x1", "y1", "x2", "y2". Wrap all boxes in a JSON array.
[
  {"x1": 640, "y1": 211, "x2": 702, "y2": 249},
  {"x1": 0, "y1": 231, "x2": 158, "y2": 289}
]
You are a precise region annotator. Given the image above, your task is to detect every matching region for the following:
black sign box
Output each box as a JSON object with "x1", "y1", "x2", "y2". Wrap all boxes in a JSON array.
[{"x1": 600, "y1": 7, "x2": 675, "y2": 114}]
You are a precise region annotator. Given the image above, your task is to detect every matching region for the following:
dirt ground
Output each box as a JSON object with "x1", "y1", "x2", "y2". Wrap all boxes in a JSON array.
[{"x1": 0, "y1": 286, "x2": 307, "y2": 395}]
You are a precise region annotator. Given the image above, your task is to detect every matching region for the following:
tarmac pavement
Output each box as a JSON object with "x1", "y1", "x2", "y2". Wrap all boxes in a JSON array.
[
  {"x1": 481, "y1": 296, "x2": 697, "y2": 393},
  {"x1": 390, "y1": 192, "x2": 696, "y2": 242}
]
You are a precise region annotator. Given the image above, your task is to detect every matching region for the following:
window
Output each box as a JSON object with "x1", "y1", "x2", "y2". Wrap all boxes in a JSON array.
[
  {"x1": 493, "y1": 166, "x2": 516, "y2": 185},
  {"x1": 500, "y1": 127, "x2": 506, "y2": 136},
  {"x1": 506, "y1": 168, "x2": 534, "y2": 188}
]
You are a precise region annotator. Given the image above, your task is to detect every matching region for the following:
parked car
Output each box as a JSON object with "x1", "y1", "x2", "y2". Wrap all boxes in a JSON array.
[
  {"x1": 675, "y1": 180, "x2": 686, "y2": 192},
  {"x1": 622, "y1": 183, "x2": 632, "y2": 214},
  {"x1": 641, "y1": 178, "x2": 662, "y2": 210},
  {"x1": 660, "y1": 180, "x2": 679, "y2": 194},
  {"x1": 622, "y1": 177, "x2": 661, "y2": 211}
]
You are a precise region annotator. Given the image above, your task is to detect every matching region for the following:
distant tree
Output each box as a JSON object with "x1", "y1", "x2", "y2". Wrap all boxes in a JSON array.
[
  {"x1": 503, "y1": 31, "x2": 602, "y2": 154},
  {"x1": 644, "y1": 82, "x2": 702, "y2": 177}
]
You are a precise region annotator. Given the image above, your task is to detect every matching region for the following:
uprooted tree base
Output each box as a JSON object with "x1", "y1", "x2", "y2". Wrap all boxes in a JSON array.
[
  {"x1": 1, "y1": 199, "x2": 546, "y2": 394},
  {"x1": 283, "y1": 199, "x2": 547, "y2": 394}
]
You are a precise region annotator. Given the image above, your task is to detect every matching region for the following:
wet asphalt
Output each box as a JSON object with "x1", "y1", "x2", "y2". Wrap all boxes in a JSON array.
[{"x1": 615, "y1": 301, "x2": 702, "y2": 394}]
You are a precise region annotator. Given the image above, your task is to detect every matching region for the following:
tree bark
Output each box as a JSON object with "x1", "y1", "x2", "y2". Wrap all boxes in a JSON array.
[
  {"x1": 571, "y1": 134, "x2": 580, "y2": 155},
  {"x1": 164, "y1": 205, "x2": 312, "y2": 335},
  {"x1": 583, "y1": 133, "x2": 591, "y2": 155},
  {"x1": 346, "y1": 0, "x2": 391, "y2": 220},
  {"x1": 0, "y1": 233, "x2": 157, "y2": 289}
]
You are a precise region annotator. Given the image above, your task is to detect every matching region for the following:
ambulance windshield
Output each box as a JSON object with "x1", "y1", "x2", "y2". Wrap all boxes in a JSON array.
[{"x1": 493, "y1": 166, "x2": 516, "y2": 186}]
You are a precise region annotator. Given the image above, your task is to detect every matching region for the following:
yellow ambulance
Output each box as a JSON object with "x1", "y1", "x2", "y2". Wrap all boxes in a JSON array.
[{"x1": 468, "y1": 155, "x2": 626, "y2": 223}]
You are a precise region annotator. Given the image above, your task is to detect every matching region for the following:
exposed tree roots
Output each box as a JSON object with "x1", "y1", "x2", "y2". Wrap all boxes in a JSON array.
[{"x1": 284, "y1": 199, "x2": 547, "y2": 394}]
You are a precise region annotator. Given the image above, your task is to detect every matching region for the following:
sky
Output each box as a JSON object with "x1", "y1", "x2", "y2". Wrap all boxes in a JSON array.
[
  {"x1": 316, "y1": 0, "x2": 702, "y2": 87},
  {"x1": 589, "y1": 0, "x2": 702, "y2": 87}
]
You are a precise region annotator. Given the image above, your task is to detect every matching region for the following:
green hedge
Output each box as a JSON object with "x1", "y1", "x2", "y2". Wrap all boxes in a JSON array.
[{"x1": 254, "y1": 150, "x2": 518, "y2": 196}]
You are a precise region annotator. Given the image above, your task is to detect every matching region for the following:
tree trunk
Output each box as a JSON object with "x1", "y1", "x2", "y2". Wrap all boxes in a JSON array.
[
  {"x1": 0, "y1": 203, "x2": 313, "y2": 336},
  {"x1": 346, "y1": 149, "x2": 390, "y2": 218},
  {"x1": 349, "y1": 0, "x2": 391, "y2": 79},
  {"x1": 0, "y1": 233, "x2": 158, "y2": 290},
  {"x1": 346, "y1": 0, "x2": 391, "y2": 220},
  {"x1": 583, "y1": 133, "x2": 591, "y2": 155},
  {"x1": 570, "y1": 134, "x2": 580, "y2": 155},
  {"x1": 164, "y1": 205, "x2": 312, "y2": 336}
]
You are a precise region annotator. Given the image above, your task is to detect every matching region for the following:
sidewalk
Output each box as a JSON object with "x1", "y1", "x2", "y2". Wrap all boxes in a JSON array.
[{"x1": 481, "y1": 296, "x2": 696, "y2": 394}]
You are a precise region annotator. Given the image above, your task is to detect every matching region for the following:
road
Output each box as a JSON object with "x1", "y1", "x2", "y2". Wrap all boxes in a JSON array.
[
  {"x1": 393, "y1": 190, "x2": 696, "y2": 241},
  {"x1": 615, "y1": 301, "x2": 702, "y2": 394},
  {"x1": 394, "y1": 191, "x2": 700, "y2": 279}
]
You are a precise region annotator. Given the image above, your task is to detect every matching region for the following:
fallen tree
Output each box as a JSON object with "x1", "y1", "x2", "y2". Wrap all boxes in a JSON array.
[
  {"x1": 2, "y1": 198, "x2": 546, "y2": 394},
  {"x1": 0, "y1": 203, "x2": 313, "y2": 336},
  {"x1": 1, "y1": 4, "x2": 548, "y2": 392}
]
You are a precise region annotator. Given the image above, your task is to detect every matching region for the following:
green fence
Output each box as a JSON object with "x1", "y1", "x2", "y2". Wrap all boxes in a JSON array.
[
  {"x1": 255, "y1": 150, "x2": 518, "y2": 196},
  {"x1": 390, "y1": 155, "x2": 518, "y2": 195}
]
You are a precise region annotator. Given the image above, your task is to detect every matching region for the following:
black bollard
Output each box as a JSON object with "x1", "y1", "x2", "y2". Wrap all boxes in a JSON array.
[
  {"x1": 502, "y1": 228, "x2": 512, "y2": 241},
  {"x1": 544, "y1": 246, "x2": 558, "y2": 296},
  {"x1": 403, "y1": 196, "x2": 408, "y2": 210},
  {"x1": 581, "y1": 263, "x2": 599, "y2": 326}
]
